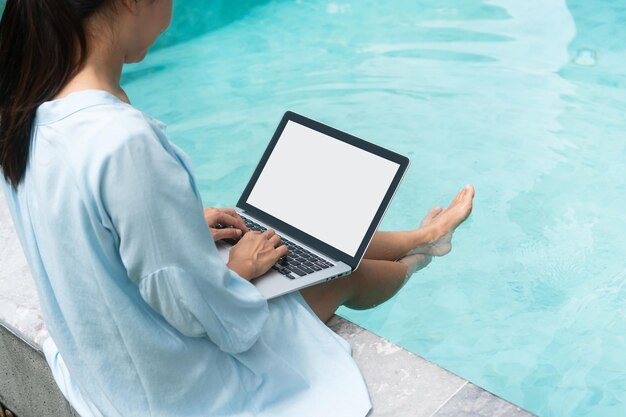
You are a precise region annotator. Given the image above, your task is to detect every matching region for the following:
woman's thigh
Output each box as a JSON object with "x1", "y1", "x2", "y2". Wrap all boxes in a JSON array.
[
  {"x1": 299, "y1": 276, "x2": 354, "y2": 323},
  {"x1": 300, "y1": 258, "x2": 408, "y2": 322}
]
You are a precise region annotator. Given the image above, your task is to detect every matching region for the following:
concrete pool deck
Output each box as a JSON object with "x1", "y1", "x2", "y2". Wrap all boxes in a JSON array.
[{"x1": 0, "y1": 191, "x2": 536, "y2": 417}]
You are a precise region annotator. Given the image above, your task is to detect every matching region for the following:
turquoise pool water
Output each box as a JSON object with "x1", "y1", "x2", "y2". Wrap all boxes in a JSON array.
[{"x1": 122, "y1": 1, "x2": 626, "y2": 416}]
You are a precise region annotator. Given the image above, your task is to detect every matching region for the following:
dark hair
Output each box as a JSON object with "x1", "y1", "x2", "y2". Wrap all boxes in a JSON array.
[{"x1": 0, "y1": 0, "x2": 111, "y2": 189}]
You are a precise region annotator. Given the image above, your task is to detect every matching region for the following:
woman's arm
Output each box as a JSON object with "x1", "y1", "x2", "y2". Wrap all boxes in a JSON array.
[{"x1": 99, "y1": 114, "x2": 270, "y2": 354}]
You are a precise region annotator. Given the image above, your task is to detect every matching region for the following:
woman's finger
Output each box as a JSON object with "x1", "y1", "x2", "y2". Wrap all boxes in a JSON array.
[
  {"x1": 263, "y1": 229, "x2": 276, "y2": 239},
  {"x1": 214, "y1": 212, "x2": 247, "y2": 232},
  {"x1": 275, "y1": 244, "x2": 289, "y2": 258},
  {"x1": 220, "y1": 207, "x2": 238, "y2": 216},
  {"x1": 269, "y1": 234, "x2": 281, "y2": 246},
  {"x1": 219, "y1": 208, "x2": 249, "y2": 232},
  {"x1": 210, "y1": 227, "x2": 242, "y2": 241}
]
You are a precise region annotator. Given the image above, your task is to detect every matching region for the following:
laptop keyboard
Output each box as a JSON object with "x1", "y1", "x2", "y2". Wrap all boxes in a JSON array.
[{"x1": 218, "y1": 217, "x2": 335, "y2": 279}]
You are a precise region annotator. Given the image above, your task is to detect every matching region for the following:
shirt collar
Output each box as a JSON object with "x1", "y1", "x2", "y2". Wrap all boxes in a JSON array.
[{"x1": 35, "y1": 89, "x2": 130, "y2": 126}]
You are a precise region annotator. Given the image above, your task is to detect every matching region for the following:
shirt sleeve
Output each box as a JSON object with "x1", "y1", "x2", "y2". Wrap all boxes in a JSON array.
[{"x1": 98, "y1": 115, "x2": 269, "y2": 354}]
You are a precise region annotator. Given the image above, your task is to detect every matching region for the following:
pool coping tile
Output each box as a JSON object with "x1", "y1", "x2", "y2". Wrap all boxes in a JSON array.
[
  {"x1": 328, "y1": 316, "x2": 537, "y2": 417},
  {"x1": 431, "y1": 382, "x2": 537, "y2": 417}
]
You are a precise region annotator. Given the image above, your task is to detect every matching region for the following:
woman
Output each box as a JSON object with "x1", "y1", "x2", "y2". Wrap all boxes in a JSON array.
[{"x1": 0, "y1": 1, "x2": 474, "y2": 416}]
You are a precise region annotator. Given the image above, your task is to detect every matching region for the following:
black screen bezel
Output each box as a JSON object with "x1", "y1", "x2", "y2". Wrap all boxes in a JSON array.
[{"x1": 237, "y1": 111, "x2": 410, "y2": 270}]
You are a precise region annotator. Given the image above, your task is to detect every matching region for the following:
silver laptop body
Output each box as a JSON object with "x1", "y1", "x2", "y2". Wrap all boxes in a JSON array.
[
  {"x1": 215, "y1": 215, "x2": 352, "y2": 300},
  {"x1": 216, "y1": 111, "x2": 410, "y2": 300}
]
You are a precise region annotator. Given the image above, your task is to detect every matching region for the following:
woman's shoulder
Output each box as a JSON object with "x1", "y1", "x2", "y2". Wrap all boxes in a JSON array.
[
  {"x1": 37, "y1": 92, "x2": 166, "y2": 157},
  {"x1": 33, "y1": 91, "x2": 171, "y2": 184},
  {"x1": 82, "y1": 103, "x2": 163, "y2": 153}
]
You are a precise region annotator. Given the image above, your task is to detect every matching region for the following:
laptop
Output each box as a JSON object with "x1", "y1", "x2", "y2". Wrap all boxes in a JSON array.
[{"x1": 215, "y1": 111, "x2": 410, "y2": 299}]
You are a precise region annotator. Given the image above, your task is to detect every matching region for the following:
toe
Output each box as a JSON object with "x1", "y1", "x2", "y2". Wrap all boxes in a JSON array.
[{"x1": 454, "y1": 187, "x2": 467, "y2": 203}]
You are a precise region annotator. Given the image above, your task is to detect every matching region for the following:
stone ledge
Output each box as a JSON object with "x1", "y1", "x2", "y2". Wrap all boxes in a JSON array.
[
  {"x1": 328, "y1": 316, "x2": 536, "y2": 417},
  {"x1": 1, "y1": 189, "x2": 535, "y2": 417}
]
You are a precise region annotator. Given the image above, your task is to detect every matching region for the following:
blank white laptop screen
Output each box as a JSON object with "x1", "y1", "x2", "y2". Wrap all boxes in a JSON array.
[{"x1": 246, "y1": 120, "x2": 400, "y2": 256}]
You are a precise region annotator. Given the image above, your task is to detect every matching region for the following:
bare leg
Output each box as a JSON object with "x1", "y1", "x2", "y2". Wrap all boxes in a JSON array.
[
  {"x1": 365, "y1": 184, "x2": 475, "y2": 260},
  {"x1": 301, "y1": 184, "x2": 475, "y2": 322},
  {"x1": 363, "y1": 206, "x2": 443, "y2": 261},
  {"x1": 300, "y1": 256, "x2": 430, "y2": 322}
]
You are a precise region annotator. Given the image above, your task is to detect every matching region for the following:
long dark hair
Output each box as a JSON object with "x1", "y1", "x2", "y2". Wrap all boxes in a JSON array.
[{"x1": 0, "y1": 0, "x2": 111, "y2": 189}]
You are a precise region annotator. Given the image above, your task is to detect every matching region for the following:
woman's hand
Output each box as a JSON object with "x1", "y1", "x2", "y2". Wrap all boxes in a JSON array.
[
  {"x1": 203, "y1": 207, "x2": 249, "y2": 241},
  {"x1": 227, "y1": 229, "x2": 288, "y2": 281}
]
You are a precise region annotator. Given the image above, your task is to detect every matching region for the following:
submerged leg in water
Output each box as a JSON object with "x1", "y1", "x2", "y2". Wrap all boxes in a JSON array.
[{"x1": 300, "y1": 184, "x2": 475, "y2": 322}]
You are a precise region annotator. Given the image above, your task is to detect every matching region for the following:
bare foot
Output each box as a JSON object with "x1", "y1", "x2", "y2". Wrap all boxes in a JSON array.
[
  {"x1": 408, "y1": 184, "x2": 475, "y2": 256},
  {"x1": 420, "y1": 206, "x2": 444, "y2": 228}
]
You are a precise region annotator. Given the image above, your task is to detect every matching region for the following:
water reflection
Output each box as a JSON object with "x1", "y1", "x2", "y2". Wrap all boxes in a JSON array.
[
  {"x1": 122, "y1": 1, "x2": 626, "y2": 416},
  {"x1": 153, "y1": 0, "x2": 272, "y2": 50}
]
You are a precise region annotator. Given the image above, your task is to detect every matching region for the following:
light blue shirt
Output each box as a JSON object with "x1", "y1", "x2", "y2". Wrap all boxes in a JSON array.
[{"x1": 1, "y1": 90, "x2": 371, "y2": 417}]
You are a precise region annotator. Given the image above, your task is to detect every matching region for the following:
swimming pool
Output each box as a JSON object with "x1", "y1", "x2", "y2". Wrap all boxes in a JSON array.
[{"x1": 121, "y1": 1, "x2": 626, "y2": 416}]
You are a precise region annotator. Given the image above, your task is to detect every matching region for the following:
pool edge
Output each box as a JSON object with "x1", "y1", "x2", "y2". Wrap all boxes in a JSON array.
[
  {"x1": 1, "y1": 187, "x2": 535, "y2": 416},
  {"x1": 0, "y1": 316, "x2": 537, "y2": 417},
  {"x1": 328, "y1": 315, "x2": 537, "y2": 417}
]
